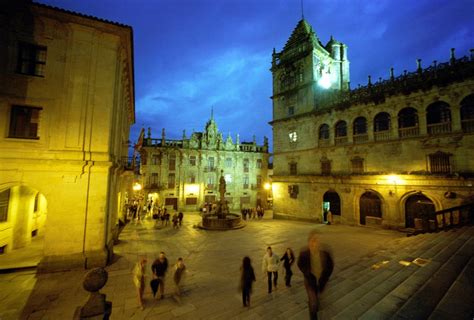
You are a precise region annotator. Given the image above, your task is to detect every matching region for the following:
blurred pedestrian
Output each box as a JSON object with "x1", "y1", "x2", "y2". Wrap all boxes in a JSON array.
[
  {"x1": 172, "y1": 212, "x2": 179, "y2": 229},
  {"x1": 280, "y1": 247, "x2": 295, "y2": 287},
  {"x1": 178, "y1": 211, "x2": 184, "y2": 226},
  {"x1": 297, "y1": 230, "x2": 334, "y2": 320},
  {"x1": 173, "y1": 257, "x2": 186, "y2": 297},
  {"x1": 262, "y1": 246, "x2": 280, "y2": 293},
  {"x1": 151, "y1": 252, "x2": 169, "y2": 299},
  {"x1": 240, "y1": 256, "x2": 256, "y2": 307},
  {"x1": 133, "y1": 257, "x2": 147, "y2": 309}
]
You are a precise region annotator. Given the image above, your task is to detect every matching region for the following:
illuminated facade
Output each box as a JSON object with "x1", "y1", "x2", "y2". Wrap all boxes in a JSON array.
[
  {"x1": 139, "y1": 115, "x2": 269, "y2": 211},
  {"x1": 271, "y1": 19, "x2": 474, "y2": 228},
  {"x1": 0, "y1": 2, "x2": 135, "y2": 270}
]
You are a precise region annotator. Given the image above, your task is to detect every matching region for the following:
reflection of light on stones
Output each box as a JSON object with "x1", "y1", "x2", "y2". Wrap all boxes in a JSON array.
[
  {"x1": 399, "y1": 260, "x2": 411, "y2": 266},
  {"x1": 371, "y1": 260, "x2": 390, "y2": 270},
  {"x1": 412, "y1": 257, "x2": 430, "y2": 267}
]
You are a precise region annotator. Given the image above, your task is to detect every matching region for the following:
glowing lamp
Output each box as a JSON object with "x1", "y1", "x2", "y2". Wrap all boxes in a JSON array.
[
  {"x1": 264, "y1": 182, "x2": 271, "y2": 190},
  {"x1": 132, "y1": 183, "x2": 142, "y2": 191},
  {"x1": 185, "y1": 184, "x2": 200, "y2": 194},
  {"x1": 387, "y1": 175, "x2": 403, "y2": 185},
  {"x1": 318, "y1": 73, "x2": 332, "y2": 89}
]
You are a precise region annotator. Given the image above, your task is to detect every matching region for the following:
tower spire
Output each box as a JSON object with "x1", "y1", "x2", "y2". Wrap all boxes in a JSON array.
[
  {"x1": 211, "y1": 106, "x2": 214, "y2": 120},
  {"x1": 301, "y1": 0, "x2": 305, "y2": 19}
]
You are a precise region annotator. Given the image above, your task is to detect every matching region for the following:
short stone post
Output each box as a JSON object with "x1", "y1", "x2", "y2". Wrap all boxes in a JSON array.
[{"x1": 74, "y1": 267, "x2": 112, "y2": 320}]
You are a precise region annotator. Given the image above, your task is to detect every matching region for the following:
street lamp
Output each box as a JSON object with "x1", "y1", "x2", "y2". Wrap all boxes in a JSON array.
[
  {"x1": 133, "y1": 182, "x2": 142, "y2": 191},
  {"x1": 264, "y1": 182, "x2": 271, "y2": 190}
]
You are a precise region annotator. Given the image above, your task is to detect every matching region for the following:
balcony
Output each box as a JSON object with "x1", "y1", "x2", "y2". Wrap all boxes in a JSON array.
[
  {"x1": 374, "y1": 130, "x2": 391, "y2": 141},
  {"x1": 120, "y1": 156, "x2": 135, "y2": 170},
  {"x1": 398, "y1": 126, "x2": 419, "y2": 138},
  {"x1": 243, "y1": 184, "x2": 249, "y2": 189},
  {"x1": 334, "y1": 136, "x2": 348, "y2": 145},
  {"x1": 462, "y1": 119, "x2": 474, "y2": 133},
  {"x1": 318, "y1": 139, "x2": 331, "y2": 147},
  {"x1": 204, "y1": 166, "x2": 216, "y2": 173},
  {"x1": 353, "y1": 133, "x2": 368, "y2": 144},
  {"x1": 144, "y1": 183, "x2": 164, "y2": 191},
  {"x1": 427, "y1": 122, "x2": 451, "y2": 135}
]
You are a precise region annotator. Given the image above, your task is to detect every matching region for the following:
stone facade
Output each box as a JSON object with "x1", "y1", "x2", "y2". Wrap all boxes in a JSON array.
[
  {"x1": 271, "y1": 19, "x2": 474, "y2": 229},
  {"x1": 139, "y1": 115, "x2": 270, "y2": 211},
  {"x1": 0, "y1": 1, "x2": 135, "y2": 270}
]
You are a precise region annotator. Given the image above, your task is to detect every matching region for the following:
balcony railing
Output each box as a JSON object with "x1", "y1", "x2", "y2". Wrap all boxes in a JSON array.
[
  {"x1": 243, "y1": 167, "x2": 249, "y2": 173},
  {"x1": 427, "y1": 122, "x2": 451, "y2": 135},
  {"x1": 398, "y1": 126, "x2": 419, "y2": 138},
  {"x1": 374, "y1": 130, "x2": 391, "y2": 141},
  {"x1": 318, "y1": 139, "x2": 331, "y2": 147},
  {"x1": 334, "y1": 136, "x2": 348, "y2": 145},
  {"x1": 206, "y1": 184, "x2": 215, "y2": 190},
  {"x1": 120, "y1": 156, "x2": 135, "y2": 170},
  {"x1": 461, "y1": 119, "x2": 474, "y2": 133},
  {"x1": 243, "y1": 184, "x2": 249, "y2": 189},
  {"x1": 204, "y1": 166, "x2": 216, "y2": 172},
  {"x1": 353, "y1": 134, "x2": 368, "y2": 144}
]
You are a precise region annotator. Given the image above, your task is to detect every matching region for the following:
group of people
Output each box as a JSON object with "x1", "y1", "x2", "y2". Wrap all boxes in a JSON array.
[
  {"x1": 240, "y1": 205, "x2": 265, "y2": 220},
  {"x1": 152, "y1": 208, "x2": 184, "y2": 229},
  {"x1": 240, "y1": 230, "x2": 333, "y2": 319},
  {"x1": 132, "y1": 252, "x2": 187, "y2": 310}
]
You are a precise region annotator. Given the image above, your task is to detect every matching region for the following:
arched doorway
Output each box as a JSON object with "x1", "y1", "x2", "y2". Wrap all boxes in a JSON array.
[
  {"x1": 0, "y1": 186, "x2": 47, "y2": 267},
  {"x1": 360, "y1": 191, "x2": 382, "y2": 225},
  {"x1": 322, "y1": 191, "x2": 341, "y2": 223},
  {"x1": 405, "y1": 194, "x2": 435, "y2": 228}
]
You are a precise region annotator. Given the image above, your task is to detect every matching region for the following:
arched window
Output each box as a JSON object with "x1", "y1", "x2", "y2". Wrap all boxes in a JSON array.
[
  {"x1": 319, "y1": 124, "x2": 329, "y2": 140},
  {"x1": 426, "y1": 101, "x2": 451, "y2": 134},
  {"x1": 398, "y1": 107, "x2": 419, "y2": 138},
  {"x1": 353, "y1": 117, "x2": 367, "y2": 135},
  {"x1": 460, "y1": 94, "x2": 474, "y2": 133},
  {"x1": 374, "y1": 112, "x2": 391, "y2": 141},
  {"x1": 353, "y1": 117, "x2": 368, "y2": 143},
  {"x1": 335, "y1": 121, "x2": 347, "y2": 137},
  {"x1": 335, "y1": 121, "x2": 347, "y2": 145}
]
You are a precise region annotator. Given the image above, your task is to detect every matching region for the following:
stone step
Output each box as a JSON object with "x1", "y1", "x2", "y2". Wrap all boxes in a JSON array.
[
  {"x1": 428, "y1": 256, "x2": 474, "y2": 319},
  {"x1": 346, "y1": 228, "x2": 469, "y2": 319},
  {"x1": 392, "y1": 236, "x2": 474, "y2": 319}
]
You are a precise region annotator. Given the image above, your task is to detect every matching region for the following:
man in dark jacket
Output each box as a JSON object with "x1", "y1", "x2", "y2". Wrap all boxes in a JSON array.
[
  {"x1": 297, "y1": 229, "x2": 334, "y2": 320},
  {"x1": 152, "y1": 252, "x2": 169, "y2": 299}
]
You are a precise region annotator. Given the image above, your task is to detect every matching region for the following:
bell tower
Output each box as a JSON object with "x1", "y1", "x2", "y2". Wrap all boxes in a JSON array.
[{"x1": 271, "y1": 19, "x2": 350, "y2": 121}]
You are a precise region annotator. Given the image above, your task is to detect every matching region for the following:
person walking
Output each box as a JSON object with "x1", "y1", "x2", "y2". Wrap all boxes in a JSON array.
[
  {"x1": 151, "y1": 252, "x2": 169, "y2": 299},
  {"x1": 262, "y1": 246, "x2": 280, "y2": 293},
  {"x1": 178, "y1": 211, "x2": 184, "y2": 226},
  {"x1": 297, "y1": 230, "x2": 334, "y2": 320},
  {"x1": 280, "y1": 247, "x2": 295, "y2": 287},
  {"x1": 132, "y1": 257, "x2": 147, "y2": 309},
  {"x1": 172, "y1": 212, "x2": 179, "y2": 229},
  {"x1": 173, "y1": 257, "x2": 186, "y2": 297},
  {"x1": 240, "y1": 256, "x2": 256, "y2": 307}
]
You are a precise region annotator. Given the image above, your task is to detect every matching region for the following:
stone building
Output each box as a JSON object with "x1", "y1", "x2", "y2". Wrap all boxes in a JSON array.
[
  {"x1": 139, "y1": 115, "x2": 270, "y2": 211},
  {"x1": 0, "y1": 1, "x2": 135, "y2": 271},
  {"x1": 270, "y1": 19, "x2": 474, "y2": 229}
]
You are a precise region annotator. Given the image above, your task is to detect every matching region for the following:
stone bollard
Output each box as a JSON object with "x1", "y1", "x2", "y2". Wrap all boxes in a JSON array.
[{"x1": 73, "y1": 267, "x2": 112, "y2": 320}]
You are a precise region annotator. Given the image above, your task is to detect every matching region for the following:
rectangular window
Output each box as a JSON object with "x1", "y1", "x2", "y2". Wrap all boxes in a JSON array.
[
  {"x1": 168, "y1": 173, "x2": 175, "y2": 189},
  {"x1": 321, "y1": 160, "x2": 331, "y2": 175},
  {"x1": 256, "y1": 175, "x2": 262, "y2": 188},
  {"x1": 189, "y1": 174, "x2": 196, "y2": 184},
  {"x1": 208, "y1": 157, "x2": 215, "y2": 170},
  {"x1": 169, "y1": 154, "x2": 176, "y2": 171},
  {"x1": 243, "y1": 158, "x2": 249, "y2": 173},
  {"x1": 185, "y1": 197, "x2": 198, "y2": 205},
  {"x1": 189, "y1": 155, "x2": 197, "y2": 166},
  {"x1": 9, "y1": 105, "x2": 41, "y2": 139},
  {"x1": 207, "y1": 175, "x2": 215, "y2": 189},
  {"x1": 351, "y1": 158, "x2": 364, "y2": 174},
  {"x1": 288, "y1": 185, "x2": 299, "y2": 199},
  {"x1": 225, "y1": 158, "x2": 232, "y2": 168},
  {"x1": 0, "y1": 189, "x2": 10, "y2": 222},
  {"x1": 243, "y1": 176, "x2": 249, "y2": 189},
  {"x1": 151, "y1": 173, "x2": 159, "y2": 185},
  {"x1": 289, "y1": 162, "x2": 297, "y2": 175},
  {"x1": 256, "y1": 159, "x2": 262, "y2": 169},
  {"x1": 429, "y1": 152, "x2": 451, "y2": 174},
  {"x1": 151, "y1": 155, "x2": 159, "y2": 165},
  {"x1": 288, "y1": 106, "x2": 295, "y2": 116},
  {"x1": 17, "y1": 42, "x2": 47, "y2": 77}
]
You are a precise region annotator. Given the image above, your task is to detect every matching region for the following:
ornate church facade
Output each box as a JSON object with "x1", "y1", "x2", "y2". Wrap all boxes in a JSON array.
[
  {"x1": 270, "y1": 19, "x2": 474, "y2": 229},
  {"x1": 139, "y1": 115, "x2": 270, "y2": 211}
]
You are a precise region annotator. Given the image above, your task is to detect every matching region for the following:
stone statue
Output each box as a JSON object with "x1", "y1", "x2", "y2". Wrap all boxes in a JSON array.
[{"x1": 219, "y1": 170, "x2": 226, "y2": 201}]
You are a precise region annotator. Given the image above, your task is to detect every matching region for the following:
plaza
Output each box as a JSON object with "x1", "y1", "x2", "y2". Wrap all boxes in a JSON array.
[{"x1": 1, "y1": 213, "x2": 407, "y2": 319}]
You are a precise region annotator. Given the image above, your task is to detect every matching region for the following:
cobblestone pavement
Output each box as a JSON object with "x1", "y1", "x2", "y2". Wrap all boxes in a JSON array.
[{"x1": 1, "y1": 213, "x2": 404, "y2": 320}]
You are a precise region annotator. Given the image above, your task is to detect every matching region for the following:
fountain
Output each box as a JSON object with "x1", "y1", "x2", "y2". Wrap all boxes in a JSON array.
[{"x1": 200, "y1": 170, "x2": 245, "y2": 230}]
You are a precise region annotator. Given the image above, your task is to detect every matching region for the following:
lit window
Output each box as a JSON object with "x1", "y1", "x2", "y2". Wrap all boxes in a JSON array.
[
  {"x1": 17, "y1": 42, "x2": 47, "y2": 77},
  {"x1": 289, "y1": 131, "x2": 297, "y2": 142},
  {"x1": 189, "y1": 155, "x2": 197, "y2": 166},
  {"x1": 224, "y1": 174, "x2": 232, "y2": 184},
  {"x1": 9, "y1": 106, "x2": 41, "y2": 139}
]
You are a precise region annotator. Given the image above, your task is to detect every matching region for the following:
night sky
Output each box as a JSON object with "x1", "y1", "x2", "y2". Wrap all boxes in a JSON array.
[{"x1": 39, "y1": 0, "x2": 473, "y2": 149}]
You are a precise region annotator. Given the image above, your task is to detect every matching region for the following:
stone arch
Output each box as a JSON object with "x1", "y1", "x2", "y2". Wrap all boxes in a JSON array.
[
  {"x1": 353, "y1": 116, "x2": 367, "y2": 135},
  {"x1": 0, "y1": 185, "x2": 47, "y2": 254},
  {"x1": 335, "y1": 120, "x2": 347, "y2": 137},
  {"x1": 460, "y1": 94, "x2": 474, "y2": 133},
  {"x1": 359, "y1": 190, "x2": 383, "y2": 225},
  {"x1": 426, "y1": 101, "x2": 451, "y2": 134},
  {"x1": 400, "y1": 191, "x2": 439, "y2": 228},
  {"x1": 398, "y1": 107, "x2": 419, "y2": 138},
  {"x1": 322, "y1": 190, "x2": 341, "y2": 222},
  {"x1": 319, "y1": 123, "x2": 330, "y2": 140},
  {"x1": 374, "y1": 112, "x2": 391, "y2": 132}
]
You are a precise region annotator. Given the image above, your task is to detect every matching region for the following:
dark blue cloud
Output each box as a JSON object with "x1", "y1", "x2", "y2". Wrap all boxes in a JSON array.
[{"x1": 39, "y1": 0, "x2": 474, "y2": 150}]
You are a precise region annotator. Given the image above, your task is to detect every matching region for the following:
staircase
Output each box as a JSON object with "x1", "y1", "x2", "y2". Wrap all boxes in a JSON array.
[{"x1": 319, "y1": 226, "x2": 474, "y2": 319}]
